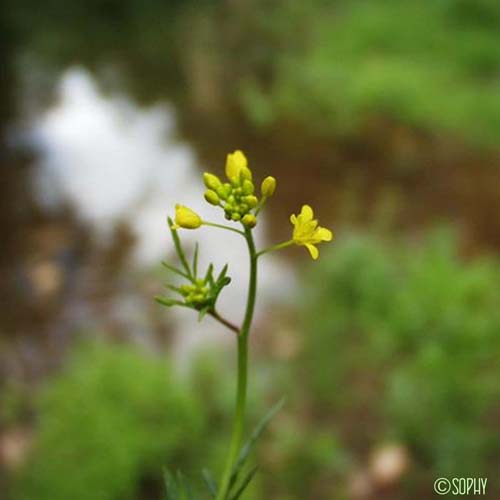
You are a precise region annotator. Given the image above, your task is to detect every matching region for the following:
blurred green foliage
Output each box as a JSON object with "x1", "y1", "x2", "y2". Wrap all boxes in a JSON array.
[
  {"x1": 7, "y1": 0, "x2": 500, "y2": 147},
  {"x1": 299, "y1": 230, "x2": 500, "y2": 487},
  {"x1": 241, "y1": 0, "x2": 500, "y2": 146},
  {"x1": 13, "y1": 342, "x2": 204, "y2": 500},
  {"x1": 7, "y1": 230, "x2": 500, "y2": 499}
]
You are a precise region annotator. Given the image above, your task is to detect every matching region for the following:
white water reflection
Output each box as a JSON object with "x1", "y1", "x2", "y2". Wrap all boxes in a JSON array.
[{"x1": 30, "y1": 68, "x2": 295, "y2": 355}]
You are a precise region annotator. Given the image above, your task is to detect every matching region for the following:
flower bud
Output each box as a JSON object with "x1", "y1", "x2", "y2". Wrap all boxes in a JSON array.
[
  {"x1": 242, "y1": 180, "x2": 254, "y2": 195},
  {"x1": 245, "y1": 195, "x2": 258, "y2": 208},
  {"x1": 216, "y1": 185, "x2": 229, "y2": 200},
  {"x1": 261, "y1": 176, "x2": 276, "y2": 197},
  {"x1": 242, "y1": 214, "x2": 257, "y2": 228},
  {"x1": 204, "y1": 189, "x2": 220, "y2": 206},
  {"x1": 203, "y1": 172, "x2": 222, "y2": 191},
  {"x1": 231, "y1": 212, "x2": 241, "y2": 221},
  {"x1": 174, "y1": 204, "x2": 202, "y2": 229},
  {"x1": 226, "y1": 150, "x2": 248, "y2": 180},
  {"x1": 240, "y1": 166, "x2": 253, "y2": 181}
]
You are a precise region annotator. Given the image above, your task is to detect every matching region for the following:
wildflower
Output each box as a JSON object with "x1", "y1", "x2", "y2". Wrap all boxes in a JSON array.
[
  {"x1": 174, "y1": 204, "x2": 202, "y2": 229},
  {"x1": 290, "y1": 205, "x2": 333, "y2": 259},
  {"x1": 261, "y1": 176, "x2": 276, "y2": 197},
  {"x1": 225, "y1": 150, "x2": 248, "y2": 181}
]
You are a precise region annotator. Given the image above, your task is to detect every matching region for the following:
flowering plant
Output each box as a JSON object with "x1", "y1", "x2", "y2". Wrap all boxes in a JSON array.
[{"x1": 156, "y1": 150, "x2": 333, "y2": 499}]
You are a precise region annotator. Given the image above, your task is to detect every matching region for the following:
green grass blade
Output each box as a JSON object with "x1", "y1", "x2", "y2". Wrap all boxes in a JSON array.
[
  {"x1": 202, "y1": 468, "x2": 218, "y2": 498},
  {"x1": 164, "y1": 469, "x2": 179, "y2": 500},
  {"x1": 230, "y1": 466, "x2": 258, "y2": 500},
  {"x1": 229, "y1": 398, "x2": 285, "y2": 490}
]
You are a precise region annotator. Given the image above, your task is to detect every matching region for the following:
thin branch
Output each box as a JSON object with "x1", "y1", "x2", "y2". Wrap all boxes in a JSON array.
[
  {"x1": 209, "y1": 310, "x2": 240, "y2": 335},
  {"x1": 256, "y1": 240, "x2": 294, "y2": 258},
  {"x1": 203, "y1": 221, "x2": 246, "y2": 236}
]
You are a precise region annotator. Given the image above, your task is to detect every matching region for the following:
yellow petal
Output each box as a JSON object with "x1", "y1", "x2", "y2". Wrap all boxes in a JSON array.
[
  {"x1": 290, "y1": 214, "x2": 297, "y2": 225},
  {"x1": 316, "y1": 227, "x2": 333, "y2": 241},
  {"x1": 225, "y1": 150, "x2": 248, "y2": 180},
  {"x1": 305, "y1": 243, "x2": 319, "y2": 260},
  {"x1": 300, "y1": 205, "x2": 314, "y2": 221}
]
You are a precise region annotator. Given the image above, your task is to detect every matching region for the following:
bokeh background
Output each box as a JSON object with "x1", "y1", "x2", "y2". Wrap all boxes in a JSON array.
[{"x1": 2, "y1": 1, "x2": 500, "y2": 499}]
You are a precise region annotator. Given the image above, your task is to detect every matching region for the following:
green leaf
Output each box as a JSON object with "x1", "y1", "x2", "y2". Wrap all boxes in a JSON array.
[
  {"x1": 204, "y1": 263, "x2": 215, "y2": 286},
  {"x1": 164, "y1": 469, "x2": 179, "y2": 500},
  {"x1": 176, "y1": 470, "x2": 194, "y2": 500},
  {"x1": 198, "y1": 306, "x2": 211, "y2": 322},
  {"x1": 216, "y1": 264, "x2": 229, "y2": 284},
  {"x1": 168, "y1": 217, "x2": 192, "y2": 280},
  {"x1": 155, "y1": 296, "x2": 184, "y2": 308},
  {"x1": 230, "y1": 466, "x2": 258, "y2": 500},
  {"x1": 166, "y1": 284, "x2": 183, "y2": 294},
  {"x1": 162, "y1": 261, "x2": 190, "y2": 280},
  {"x1": 229, "y1": 398, "x2": 285, "y2": 490},
  {"x1": 202, "y1": 468, "x2": 218, "y2": 498},
  {"x1": 192, "y1": 243, "x2": 199, "y2": 279}
]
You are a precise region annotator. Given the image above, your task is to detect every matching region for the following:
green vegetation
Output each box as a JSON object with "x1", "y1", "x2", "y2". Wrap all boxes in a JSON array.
[
  {"x1": 13, "y1": 342, "x2": 204, "y2": 500},
  {"x1": 241, "y1": 0, "x2": 500, "y2": 146},
  {"x1": 7, "y1": 0, "x2": 500, "y2": 147},
  {"x1": 9, "y1": 230, "x2": 500, "y2": 499},
  {"x1": 298, "y1": 230, "x2": 500, "y2": 488}
]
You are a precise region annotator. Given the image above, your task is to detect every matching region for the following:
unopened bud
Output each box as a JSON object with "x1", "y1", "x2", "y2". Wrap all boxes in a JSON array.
[
  {"x1": 240, "y1": 166, "x2": 253, "y2": 181},
  {"x1": 242, "y1": 180, "x2": 254, "y2": 195},
  {"x1": 245, "y1": 195, "x2": 258, "y2": 208},
  {"x1": 203, "y1": 172, "x2": 222, "y2": 191},
  {"x1": 261, "y1": 176, "x2": 276, "y2": 197},
  {"x1": 242, "y1": 214, "x2": 257, "y2": 228},
  {"x1": 204, "y1": 189, "x2": 220, "y2": 206},
  {"x1": 174, "y1": 204, "x2": 202, "y2": 229}
]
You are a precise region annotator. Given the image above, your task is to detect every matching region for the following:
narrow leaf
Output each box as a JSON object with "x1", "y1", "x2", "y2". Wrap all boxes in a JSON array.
[
  {"x1": 216, "y1": 264, "x2": 229, "y2": 283},
  {"x1": 230, "y1": 466, "x2": 258, "y2": 500},
  {"x1": 202, "y1": 468, "x2": 218, "y2": 498},
  {"x1": 198, "y1": 306, "x2": 211, "y2": 322},
  {"x1": 164, "y1": 469, "x2": 179, "y2": 500},
  {"x1": 229, "y1": 398, "x2": 285, "y2": 488},
  {"x1": 168, "y1": 217, "x2": 192, "y2": 279},
  {"x1": 192, "y1": 242, "x2": 199, "y2": 279},
  {"x1": 167, "y1": 284, "x2": 183, "y2": 295},
  {"x1": 176, "y1": 470, "x2": 194, "y2": 500},
  {"x1": 155, "y1": 296, "x2": 189, "y2": 308},
  {"x1": 162, "y1": 261, "x2": 190, "y2": 280}
]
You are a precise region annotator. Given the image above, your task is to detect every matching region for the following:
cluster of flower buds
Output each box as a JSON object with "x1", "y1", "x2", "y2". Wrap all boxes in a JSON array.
[
  {"x1": 155, "y1": 218, "x2": 231, "y2": 319},
  {"x1": 178, "y1": 280, "x2": 210, "y2": 308},
  {"x1": 202, "y1": 150, "x2": 276, "y2": 229}
]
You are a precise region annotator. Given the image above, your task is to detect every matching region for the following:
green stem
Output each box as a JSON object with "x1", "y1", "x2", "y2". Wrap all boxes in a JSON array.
[
  {"x1": 209, "y1": 309, "x2": 240, "y2": 335},
  {"x1": 216, "y1": 228, "x2": 258, "y2": 500},
  {"x1": 256, "y1": 239, "x2": 294, "y2": 258},
  {"x1": 203, "y1": 221, "x2": 246, "y2": 236}
]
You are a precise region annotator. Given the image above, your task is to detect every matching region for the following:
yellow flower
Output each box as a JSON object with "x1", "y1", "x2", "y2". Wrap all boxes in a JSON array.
[
  {"x1": 174, "y1": 204, "x2": 202, "y2": 229},
  {"x1": 290, "y1": 205, "x2": 333, "y2": 260},
  {"x1": 225, "y1": 150, "x2": 248, "y2": 180}
]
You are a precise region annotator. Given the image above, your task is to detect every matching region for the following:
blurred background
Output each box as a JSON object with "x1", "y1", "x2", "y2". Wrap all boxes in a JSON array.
[{"x1": 1, "y1": 0, "x2": 500, "y2": 498}]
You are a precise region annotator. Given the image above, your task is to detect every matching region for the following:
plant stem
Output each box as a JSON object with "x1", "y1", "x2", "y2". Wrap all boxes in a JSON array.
[
  {"x1": 209, "y1": 310, "x2": 240, "y2": 335},
  {"x1": 256, "y1": 239, "x2": 294, "y2": 258},
  {"x1": 216, "y1": 228, "x2": 258, "y2": 500},
  {"x1": 203, "y1": 221, "x2": 246, "y2": 236}
]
